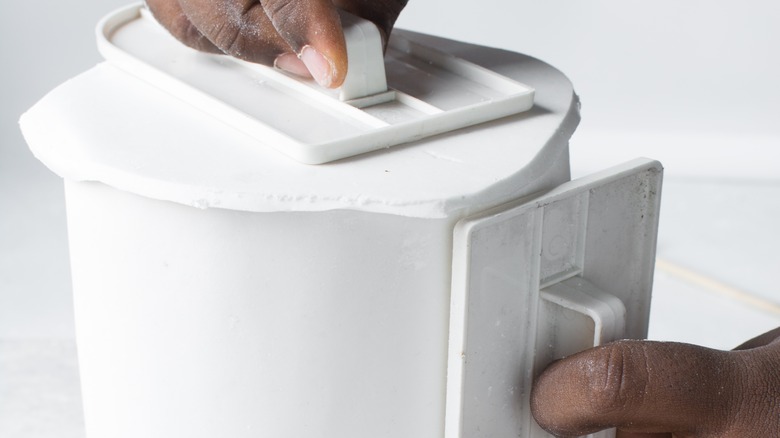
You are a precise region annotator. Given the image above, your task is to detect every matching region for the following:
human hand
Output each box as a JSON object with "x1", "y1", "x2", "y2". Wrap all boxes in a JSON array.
[
  {"x1": 531, "y1": 327, "x2": 780, "y2": 437},
  {"x1": 145, "y1": 0, "x2": 408, "y2": 88}
]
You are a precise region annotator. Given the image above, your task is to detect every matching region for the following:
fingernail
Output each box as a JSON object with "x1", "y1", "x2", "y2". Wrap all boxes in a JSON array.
[
  {"x1": 300, "y1": 46, "x2": 335, "y2": 88},
  {"x1": 274, "y1": 53, "x2": 311, "y2": 78}
]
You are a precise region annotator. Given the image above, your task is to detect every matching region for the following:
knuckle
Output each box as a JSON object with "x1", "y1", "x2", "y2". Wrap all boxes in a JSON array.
[
  {"x1": 259, "y1": 0, "x2": 296, "y2": 26},
  {"x1": 211, "y1": 23, "x2": 243, "y2": 54},
  {"x1": 579, "y1": 342, "x2": 648, "y2": 416},
  {"x1": 172, "y1": 17, "x2": 217, "y2": 52},
  {"x1": 207, "y1": 6, "x2": 279, "y2": 64}
]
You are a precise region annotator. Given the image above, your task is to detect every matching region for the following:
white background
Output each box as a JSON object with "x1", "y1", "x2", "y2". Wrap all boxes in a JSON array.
[{"x1": 1, "y1": 1, "x2": 779, "y2": 436}]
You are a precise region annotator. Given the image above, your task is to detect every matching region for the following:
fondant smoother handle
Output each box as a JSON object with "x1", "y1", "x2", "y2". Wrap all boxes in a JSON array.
[{"x1": 338, "y1": 10, "x2": 392, "y2": 103}]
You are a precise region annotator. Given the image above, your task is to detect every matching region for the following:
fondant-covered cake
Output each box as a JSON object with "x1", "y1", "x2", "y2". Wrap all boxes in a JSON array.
[{"x1": 20, "y1": 5, "x2": 660, "y2": 438}]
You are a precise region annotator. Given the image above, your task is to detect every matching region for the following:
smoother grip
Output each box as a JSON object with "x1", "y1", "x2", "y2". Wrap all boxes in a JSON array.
[
  {"x1": 338, "y1": 11, "x2": 395, "y2": 106},
  {"x1": 534, "y1": 277, "x2": 626, "y2": 438},
  {"x1": 539, "y1": 277, "x2": 627, "y2": 349}
]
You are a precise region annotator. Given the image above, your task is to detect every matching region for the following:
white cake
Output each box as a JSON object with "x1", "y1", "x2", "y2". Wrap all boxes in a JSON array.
[{"x1": 20, "y1": 5, "x2": 589, "y2": 438}]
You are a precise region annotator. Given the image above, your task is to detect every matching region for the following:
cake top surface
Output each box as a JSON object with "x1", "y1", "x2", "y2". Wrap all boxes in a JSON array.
[{"x1": 21, "y1": 25, "x2": 579, "y2": 219}]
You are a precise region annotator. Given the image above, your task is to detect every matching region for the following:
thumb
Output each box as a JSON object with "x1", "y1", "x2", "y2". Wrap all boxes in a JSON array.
[
  {"x1": 260, "y1": 0, "x2": 347, "y2": 88},
  {"x1": 530, "y1": 340, "x2": 744, "y2": 437}
]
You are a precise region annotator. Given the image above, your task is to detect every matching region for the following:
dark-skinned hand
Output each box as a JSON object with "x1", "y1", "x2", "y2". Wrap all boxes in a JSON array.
[
  {"x1": 145, "y1": 0, "x2": 408, "y2": 88},
  {"x1": 531, "y1": 327, "x2": 780, "y2": 437}
]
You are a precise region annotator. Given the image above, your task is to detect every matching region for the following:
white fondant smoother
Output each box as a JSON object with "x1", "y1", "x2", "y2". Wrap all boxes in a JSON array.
[{"x1": 20, "y1": 31, "x2": 579, "y2": 219}]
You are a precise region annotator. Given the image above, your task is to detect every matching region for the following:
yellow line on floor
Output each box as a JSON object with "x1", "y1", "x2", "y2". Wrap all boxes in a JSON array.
[{"x1": 655, "y1": 257, "x2": 780, "y2": 316}]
